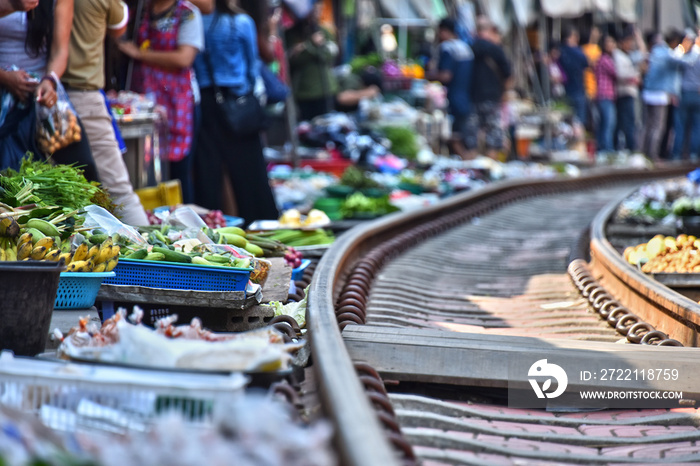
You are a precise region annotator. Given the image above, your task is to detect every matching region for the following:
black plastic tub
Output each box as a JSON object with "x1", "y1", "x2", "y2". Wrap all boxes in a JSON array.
[{"x1": 0, "y1": 261, "x2": 65, "y2": 356}]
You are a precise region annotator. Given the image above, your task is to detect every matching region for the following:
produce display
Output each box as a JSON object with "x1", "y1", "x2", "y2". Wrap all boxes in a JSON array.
[
  {"x1": 56, "y1": 308, "x2": 303, "y2": 372},
  {"x1": 0, "y1": 158, "x2": 113, "y2": 212},
  {"x1": 614, "y1": 176, "x2": 698, "y2": 225},
  {"x1": 254, "y1": 229, "x2": 335, "y2": 248},
  {"x1": 624, "y1": 234, "x2": 700, "y2": 273},
  {"x1": 0, "y1": 218, "x2": 120, "y2": 272},
  {"x1": 116, "y1": 225, "x2": 285, "y2": 267},
  {"x1": 340, "y1": 192, "x2": 399, "y2": 219}
]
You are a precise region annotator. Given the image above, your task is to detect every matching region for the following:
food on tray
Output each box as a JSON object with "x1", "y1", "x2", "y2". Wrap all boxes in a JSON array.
[
  {"x1": 625, "y1": 234, "x2": 700, "y2": 273},
  {"x1": 55, "y1": 309, "x2": 303, "y2": 372},
  {"x1": 278, "y1": 208, "x2": 330, "y2": 229}
]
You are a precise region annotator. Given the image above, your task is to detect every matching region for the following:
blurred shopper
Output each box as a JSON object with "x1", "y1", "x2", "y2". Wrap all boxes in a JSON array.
[
  {"x1": 547, "y1": 43, "x2": 567, "y2": 100},
  {"x1": 427, "y1": 17, "x2": 474, "y2": 159},
  {"x1": 0, "y1": 0, "x2": 99, "y2": 178},
  {"x1": 613, "y1": 30, "x2": 642, "y2": 151},
  {"x1": 582, "y1": 25, "x2": 602, "y2": 129},
  {"x1": 286, "y1": 2, "x2": 338, "y2": 121},
  {"x1": 192, "y1": 0, "x2": 278, "y2": 223},
  {"x1": 594, "y1": 35, "x2": 617, "y2": 154},
  {"x1": 468, "y1": 16, "x2": 511, "y2": 160},
  {"x1": 641, "y1": 33, "x2": 693, "y2": 160},
  {"x1": 118, "y1": 0, "x2": 204, "y2": 204},
  {"x1": 673, "y1": 34, "x2": 700, "y2": 161},
  {"x1": 659, "y1": 29, "x2": 685, "y2": 158},
  {"x1": 61, "y1": 0, "x2": 148, "y2": 225},
  {"x1": 0, "y1": 0, "x2": 40, "y2": 16},
  {"x1": 559, "y1": 27, "x2": 589, "y2": 125}
]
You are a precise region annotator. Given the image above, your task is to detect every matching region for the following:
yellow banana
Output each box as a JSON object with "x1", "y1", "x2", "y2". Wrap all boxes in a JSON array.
[
  {"x1": 92, "y1": 262, "x2": 107, "y2": 273},
  {"x1": 34, "y1": 237, "x2": 55, "y2": 250},
  {"x1": 0, "y1": 216, "x2": 20, "y2": 238},
  {"x1": 17, "y1": 242, "x2": 33, "y2": 260},
  {"x1": 44, "y1": 250, "x2": 61, "y2": 262},
  {"x1": 67, "y1": 260, "x2": 91, "y2": 272},
  {"x1": 105, "y1": 258, "x2": 118, "y2": 272},
  {"x1": 100, "y1": 237, "x2": 113, "y2": 251},
  {"x1": 0, "y1": 248, "x2": 6, "y2": 261},
  {"x1": 30, "y1": 246, "x2": 48, "y2": 260},
  {"x1": 58, "y1": 252, "x2": 73, "y2": 265},
  {"x1": 96, "y1": 244, "x2": 112, "y2": 264},
  {"x1": 5, "y1": 247, "x2": 16, "y2": 261},
  {"x1": 86, "y1": 245, "x2": 99, "y2": 262},
  {"x1": 73, "y1": 243, "x2": 88, "y2": 262},
  {"x1": 110, "y1": 245, "x2": 121, "y2": 259},
  {"x1": 16, "y1": 232, "x2": 32, "y2": 248}
]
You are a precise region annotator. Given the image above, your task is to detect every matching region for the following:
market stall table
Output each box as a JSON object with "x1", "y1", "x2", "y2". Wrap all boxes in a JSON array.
[
  {"x1": 96, "y1": 258, "x2": 293, "y2": 332},
  {"x1": 116, "y1": 113, "x2": 163, "y2": 189}
]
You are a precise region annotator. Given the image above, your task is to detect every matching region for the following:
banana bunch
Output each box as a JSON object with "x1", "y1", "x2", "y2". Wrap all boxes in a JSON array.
[{"x1": 62, "y1": 237, "x2": 120, "y2": 272}]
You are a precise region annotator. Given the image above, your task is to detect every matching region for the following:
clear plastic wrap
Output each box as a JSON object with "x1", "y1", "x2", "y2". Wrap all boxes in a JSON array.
[{"x1": 35, "y1": 73, "x2": 81, "y2": 154}]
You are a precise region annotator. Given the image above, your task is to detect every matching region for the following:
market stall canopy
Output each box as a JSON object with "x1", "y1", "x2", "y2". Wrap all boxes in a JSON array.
[{"x1": 376, "y1": 0, "x2": 447, "y2": 22}]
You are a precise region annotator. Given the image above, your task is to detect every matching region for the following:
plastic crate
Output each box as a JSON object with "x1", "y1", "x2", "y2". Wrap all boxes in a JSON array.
[
  {"x1": 291, "y1": 259, "x2": 311, "y2": 281},
  {"x1": 55, "y1": 272, "x2": 116, "y2": 310},
  {"x1": 103, "y1": 258, "x2": 252, "y2": 292},
  {"x1": 135, "y1": 180, "x2": 183, "y2": 211}
]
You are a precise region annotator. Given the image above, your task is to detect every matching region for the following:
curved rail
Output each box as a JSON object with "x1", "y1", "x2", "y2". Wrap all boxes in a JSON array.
[
  {"x1": 308, "y1": 165, "x2": 696, "y2": 466},
  {"x1": 589, "y1": 192, "x2": 700, "y2": 346}
]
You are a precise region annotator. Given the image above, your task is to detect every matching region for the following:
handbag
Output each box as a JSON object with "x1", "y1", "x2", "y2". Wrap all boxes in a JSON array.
[
  {"x1": 203, "y1": 15, "x2": 266, "y2": 135},
  {"x1": 260, "y1": 64, "x2": 289, "y2": 104}
]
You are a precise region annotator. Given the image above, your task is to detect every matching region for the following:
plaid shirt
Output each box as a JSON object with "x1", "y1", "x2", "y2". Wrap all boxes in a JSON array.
[{"x1": 595, "y1": 54, "x2": 617, "y2": 100}]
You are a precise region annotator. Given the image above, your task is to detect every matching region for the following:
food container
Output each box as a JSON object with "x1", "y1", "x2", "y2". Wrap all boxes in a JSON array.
[
  {"x1": 103, "y1": 258, "x2": 252, "y2": 292},
  {"x1": 54, "y1": 272, "x2": 116, "y2": 309},
  {"x1": 0, "y1": 261, "x2": 64, "y2": 356}
]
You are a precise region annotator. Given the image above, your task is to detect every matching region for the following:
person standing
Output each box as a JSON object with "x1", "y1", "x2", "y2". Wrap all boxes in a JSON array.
[
  {"x1": 582, "y1": 26, "x2": 601, "y2": 130},
  {"x1": 673, "y1": 35, "x2": 700, "y2": 160},
  {"x1": 117, "y1": 0, "x2": 204, "y2": 204},
  {"x1": 640, "y1": 33, "x2": 693, "y2": 160},
  {"x1": 467, "y1": 16, "x2": 511, "y2": 160},
  {"x1": 0, "y1": 0, "x2": 100, "y2": 179},
  {"x1": 613, "y1": 31, "x2": 642, "y2": 152},
  {"x1": 286, "y1": 2, "x2": 338, "y2": 121},
  {"x1": 192, "y1": 0, "x2": 278, "y2": 223},
  {"x1": 594, "y1": 35, "x2": 617, "y2": 154},
  {"x1": 559, "y1": 27, "x2": 589, "y2": 125},
  {"x1": 428, "y1": 17, "x2": 474, "y2": 159},
  {"x1": 60, "y1": 0, "x2": 148, "y2": 225}
]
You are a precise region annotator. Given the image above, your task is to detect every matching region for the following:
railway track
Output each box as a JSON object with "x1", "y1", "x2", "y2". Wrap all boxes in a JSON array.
[{"x1": 307, "y1": 166, "x2": 700, "y2": 465}]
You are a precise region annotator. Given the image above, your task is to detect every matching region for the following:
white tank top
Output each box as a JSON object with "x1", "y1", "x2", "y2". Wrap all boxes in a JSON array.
[{"x1": 0, "y1": 11, "x2": 47, "y2": 74}]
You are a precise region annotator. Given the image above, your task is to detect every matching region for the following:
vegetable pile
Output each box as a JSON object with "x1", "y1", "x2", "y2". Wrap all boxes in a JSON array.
[
  {"x1": 0, "y1": 158, "x2": 112, "y2": 212},
  {"x1": 625, "y1": 234, "x2": 700, "y2": 273}
]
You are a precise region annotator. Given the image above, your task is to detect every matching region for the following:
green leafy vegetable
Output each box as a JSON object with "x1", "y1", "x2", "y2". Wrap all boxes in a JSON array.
[
  {"x1": 382, "y1": 126, "x2": 419, "y2": 160},
  {"x1": 0, "y1": 157, "x2": 111, "y2": 211}
]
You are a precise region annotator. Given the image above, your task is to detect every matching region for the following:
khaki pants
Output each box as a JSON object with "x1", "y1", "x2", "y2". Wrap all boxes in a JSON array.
[{"x1": 67, "y1": 90, "x2": 148, "y2": 226}]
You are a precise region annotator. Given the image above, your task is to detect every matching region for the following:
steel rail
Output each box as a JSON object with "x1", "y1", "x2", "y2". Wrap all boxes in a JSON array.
[
  {"x1": 590, "y1": 190, "x2": 700, "y2": 346},
  {"x1": 308, "y1": 165, "x2": 696, "y2": 465}
]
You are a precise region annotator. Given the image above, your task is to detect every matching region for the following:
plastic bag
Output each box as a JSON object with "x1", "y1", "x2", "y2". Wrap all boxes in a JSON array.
[
  {"x1": 35, "y1": 73, "x2": 81, "y2": 154},
  {"x1": 82, "y1": 205, "x2": 147, "y2": 245},
  {"x1": 163, "y1": 206, "x2": 207, "y2": 239}
]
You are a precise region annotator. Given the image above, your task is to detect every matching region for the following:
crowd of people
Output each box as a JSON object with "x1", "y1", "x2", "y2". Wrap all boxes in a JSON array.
[
  {"x1": 0, "y1": 0, "x2": 293, "y2": 224},
  {"x1": 427, "y1": 16, "x2": 512, "y2": 161},
  {"x1": 0, "y1": 0, "x2": 391, "y2": 224},
  {"x1": 552, "y1": 24, "x2": 700, "y2": 161}
]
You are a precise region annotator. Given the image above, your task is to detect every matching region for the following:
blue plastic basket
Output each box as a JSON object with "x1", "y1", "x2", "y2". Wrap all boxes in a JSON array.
[
  {"x1": 55, "y1": 272, "x2": 116, "y2": 310},
  {"x1": 291, "y1": 259, "x2": 311, "y2": 281},
  {"x1": 103, "y1": 258, "x2": 252, "y2": 292}
]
